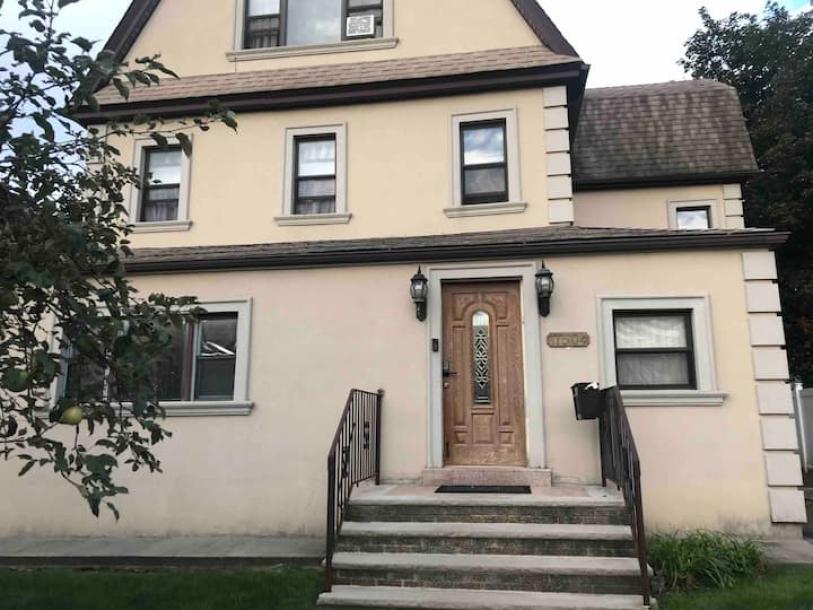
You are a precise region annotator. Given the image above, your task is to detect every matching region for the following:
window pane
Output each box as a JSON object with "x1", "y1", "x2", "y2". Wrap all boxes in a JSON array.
[
  {"x1": 297, "y1": 138, "x2": 336, "y2": 177},
  {"x1": 298, "y1": 178, "x2": 336, "y2": 198},
  {"x1": 156, "y1": 323, "x2": 187, "y2": 402},
  {"x1": 617, "y1": 353, "x2": 691, "y2": 387},
  {"x1": 287, "y1": 0, "x2": 342, "y2": 45},
  {"x1": 615, "y1": 315, "x2": 688, "y2": 349},
  {"x1": 65, "y1": 358, "x2": 105, "y2": 401},
  {"x1": 294, "y1": 198, "x2": 336, "y2": 215},
  {"x1": 146, "y1": 149, "x2": 181, "y2": 185},
  {"x1": 472, "y1": 311, "x2": 491, "y2": 404},
  {"x1": 464, "y1": 167, "x2": 507, "y2": 197},
  {"x1": 463, "y1": 124, "x2": 506, "y2": 165},
  {"x1": 141, "y1": 188, "x2": 179, "y2": 222},
  {"x1": 677, "y1": 208, "x2": 711, "y2": 230},
  {"x1": 248, "y1": 0, "x2": 280, "y2": 16},
  {"x1": 198, "y1": 316, "x2": 237, "y2": 358},
  {"x1": 246, "y1": 16, "x2": 280, "y2": 48},
  {"x1": 195, "y1": 359, "x2": 236, "y2": 401},
  {"x1": 348, "y1": 0, "x2": 381, "y2": 7}
]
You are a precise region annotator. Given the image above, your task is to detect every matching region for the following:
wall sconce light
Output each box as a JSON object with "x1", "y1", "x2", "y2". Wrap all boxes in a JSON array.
[
  {"x1": 410, "y1": 266, "x2": 429, "y2": 321},
  {"x1": 535, "y1": 263, "x2": 555, "y2": 317}
]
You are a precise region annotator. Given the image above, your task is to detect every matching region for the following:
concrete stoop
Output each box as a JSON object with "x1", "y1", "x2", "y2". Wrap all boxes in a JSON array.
[{"x1": 318, "y1": 486, "x2": 654, "y2": 609}]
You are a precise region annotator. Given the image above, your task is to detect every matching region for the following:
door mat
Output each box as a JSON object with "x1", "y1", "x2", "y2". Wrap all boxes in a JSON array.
[{"x1": 435, "y1": 485, "x2": 532, "y2": 494}]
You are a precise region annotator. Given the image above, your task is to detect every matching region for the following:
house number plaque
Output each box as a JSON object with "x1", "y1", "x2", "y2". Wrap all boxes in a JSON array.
[{"x1": 547, "y1": 332, "x2": 590, "y2": 349}]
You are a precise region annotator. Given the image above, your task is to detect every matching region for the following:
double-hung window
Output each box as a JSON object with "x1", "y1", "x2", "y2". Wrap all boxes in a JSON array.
[
  {"x1": 141, "y1": 147, "x2": 182, "y2": 222},
  {"x1": 242, "y1": 0, "x2": 385, "y2": 50},
  {"x1": 613, "y1": 311, "x2": 696, "y2": 390},
  {"x1": 460, "y1": 120, "x2": 509, "y2": 205},
  {"x1": 294, "y1": 134, "x2": 337, "y2": 215}
]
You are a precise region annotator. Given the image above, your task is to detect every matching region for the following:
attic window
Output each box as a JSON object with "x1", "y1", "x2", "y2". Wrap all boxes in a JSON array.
[{"x1": 242, "y1": 0, "x2": 384, "y2": 50}]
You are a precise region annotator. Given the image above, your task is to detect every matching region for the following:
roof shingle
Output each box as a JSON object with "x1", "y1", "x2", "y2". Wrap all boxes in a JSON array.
[
  {"x1": 572, "y1": 80, "x2": 759, "y2": 188},
  {"x1": 95, "y1": 46, "x2": 580, "y2": 106}
]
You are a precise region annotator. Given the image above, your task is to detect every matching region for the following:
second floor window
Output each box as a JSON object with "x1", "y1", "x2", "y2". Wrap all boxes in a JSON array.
[
  {"x1": 460, "y1": 120, "x2": 509, "y2": 205},
  {"x1": 141, "y1": 147, "x2": 182, "y2": 222},
  {"x1": 243, "y1": 0, "x2": 384, "y2": 50},
  {"x1": 676, "y1": 206, "x2": 712, "y2": 230},
  {"x1": 294, "y1": 134, "x2": 337, "y2": 215}
]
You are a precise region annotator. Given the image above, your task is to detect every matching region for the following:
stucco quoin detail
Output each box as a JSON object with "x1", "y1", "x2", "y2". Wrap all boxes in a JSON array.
[
  {"x1": 742, "y1": 251, "x2": 807, "y2": 524},
  {"x1": 543, "y1": 86, "x2": 574, "y2": 225}
]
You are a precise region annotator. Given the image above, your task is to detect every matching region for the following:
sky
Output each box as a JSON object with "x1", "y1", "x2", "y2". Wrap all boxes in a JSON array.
[{"x1": 0, "y1": 0, "x2": 809, "y2": 88}]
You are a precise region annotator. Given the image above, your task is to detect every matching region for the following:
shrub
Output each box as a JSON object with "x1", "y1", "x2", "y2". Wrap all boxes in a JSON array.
[{"x1": 649, "y1": 531, "x2": 766, "y2": 592}]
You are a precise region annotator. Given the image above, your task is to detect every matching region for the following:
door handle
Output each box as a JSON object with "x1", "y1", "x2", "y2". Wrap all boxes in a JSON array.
[{"x1": 442, "y1": 360, "x2": 458, "y2": 378}]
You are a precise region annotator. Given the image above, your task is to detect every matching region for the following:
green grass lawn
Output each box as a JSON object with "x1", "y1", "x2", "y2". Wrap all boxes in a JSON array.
[
  {"x1": 0, "y1": 567, "x2": 324, "y2": 610},
  {"x1": 659, "y1": 566, "x2": 813, "y2": 610}
]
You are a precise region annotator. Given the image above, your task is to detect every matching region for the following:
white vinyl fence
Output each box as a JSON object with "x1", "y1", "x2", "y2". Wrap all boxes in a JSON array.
[{"x1": 793, "y1": 383, "x2": 813, "y2": 473}]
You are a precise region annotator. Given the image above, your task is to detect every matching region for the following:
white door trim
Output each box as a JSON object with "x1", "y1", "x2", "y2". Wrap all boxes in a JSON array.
[{"x1": 425, "y1": 261, "x2": 546, "y2": 469}]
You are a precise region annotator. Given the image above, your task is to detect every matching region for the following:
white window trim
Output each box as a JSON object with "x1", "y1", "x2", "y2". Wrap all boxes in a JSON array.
[
  {"x1": 597, "y1": 296, "x2": 726, "y2": 407},
  {"x1": 50, "y1": 299, "x2": 254, "y2": 418},
  {"x1": 277, "y1": 124, "x2": 350, "y2": 225},
  {"x1": 667, "y1": 199, "x2": 719, "y2": 230},
  {"x1": 128, "y1": 136, "x2": 193, "y2": 233},
  {"x1": 447, "y1": 108, "x2": 524, "y2": 215},
  {"x1": 230, "y1": 0, "x2": 396, "y2": 61}
]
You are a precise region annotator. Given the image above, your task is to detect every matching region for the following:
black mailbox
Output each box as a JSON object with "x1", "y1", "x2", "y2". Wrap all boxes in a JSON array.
[{"x1": 572, "y1": 383, "x2": 604, "y2": 420}]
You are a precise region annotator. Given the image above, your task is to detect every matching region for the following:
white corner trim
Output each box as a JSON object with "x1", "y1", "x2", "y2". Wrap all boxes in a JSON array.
[
  {"x1": 227, "y1": 37, "x2": 398, "y2": 61},
  {"x1": 444, "y1": 201, "x2": 527, "y2": 218},
  {"x1": 449, "y1": 108, "x2": 521, "y2": 209},
  {"x1": 275, "y1": 213, "x2": 352, "y2": 226},
  {"x1": 130, "y1": 220, "x2": 193, "y2": 234},
  {"x1": 425, "y1": 261, "x2": 546, "y2": 470},
  {"x1": 597, "y1": 295, "x2": 720, "y2": 396},
  {"x1": 128, "y1": 135, "x2": 193, "y2": 226},
  {"x1": 282, "y1": 123, "x2": 348, "y2": 219},
  {"x1": 621, "y1": 390, "x2": 727, "y2": 407}
]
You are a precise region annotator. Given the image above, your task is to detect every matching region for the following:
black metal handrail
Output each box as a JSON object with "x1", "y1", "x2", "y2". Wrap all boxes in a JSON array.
[
  {"x1": 599, "y1": 386, "x2": 652, "y2": 606},
  {"x1": 325, "y1": 388, "x2": 383, "y2": 588}
]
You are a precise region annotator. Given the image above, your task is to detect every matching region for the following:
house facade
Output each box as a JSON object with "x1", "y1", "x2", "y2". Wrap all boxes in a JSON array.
[{"x1": 1, "y1": 0, "x2": 805, "y2": 548}]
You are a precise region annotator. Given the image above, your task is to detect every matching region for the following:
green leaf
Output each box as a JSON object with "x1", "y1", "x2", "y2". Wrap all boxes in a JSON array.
[
  {"x1": 18, "y1": 461, "x2": 35, "y2": 477},
  {"x1": 176, "y1": 132, "x2": 193, "y2": 157},
  {"x1": 149, "y1": 132, "x2": 168, "y2": 149}
]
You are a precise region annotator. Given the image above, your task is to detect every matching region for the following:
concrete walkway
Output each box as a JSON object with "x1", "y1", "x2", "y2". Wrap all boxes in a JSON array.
[{"x1": 0, "y1": 535, "x2": 323, "y2": 568}]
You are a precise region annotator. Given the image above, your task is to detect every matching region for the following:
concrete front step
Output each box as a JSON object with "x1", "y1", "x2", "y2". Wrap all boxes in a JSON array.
[
  {"x1": 348, "y1": 494, "x2": 629, "y2": 525},
  {"x1": 421, "y1": 467, "x2": 553, "y2": 487},
  {"x1": 318, "y1": 586, "x2": 651, "y2": 609},
  {"x1": 332, "y1": 552, "x2": 647, "y2": 595},
  {"x1": 337, "y1": 521, "x2": 636, "y2": 557}
]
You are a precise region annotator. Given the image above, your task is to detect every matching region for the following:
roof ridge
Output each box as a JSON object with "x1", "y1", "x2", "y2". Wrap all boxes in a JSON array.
[{"x1": 586, "y1": 79, "x2": 734, "y2": 96}]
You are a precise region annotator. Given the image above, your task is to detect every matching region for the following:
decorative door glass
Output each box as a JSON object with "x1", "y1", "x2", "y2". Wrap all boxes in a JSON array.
[{"x1": 472, "y1": 310, "x2": 491, "y2": 404}]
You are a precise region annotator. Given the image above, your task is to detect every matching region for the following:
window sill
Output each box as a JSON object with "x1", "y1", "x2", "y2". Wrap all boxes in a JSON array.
[
  {"x1": 621, "y1": 390, "x2": 727, "y2": 407},
  {"x1": 444, "y1": 201, "x2": 527, "y2": 218},
  {"x1": 160, "y1": 401, "x2": 254, "y2": 417},
  {"x1": 227, "y1": 37, "x2": 398, "y2": 62},
  {"x1": 275, "y1": 213, "x2": 352, "y2": 226},
  {"x1": 131, "y1": 220, "x2": 192, "y2": 234}
]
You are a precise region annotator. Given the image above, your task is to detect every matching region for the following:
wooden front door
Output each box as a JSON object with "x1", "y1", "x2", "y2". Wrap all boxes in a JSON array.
[{"x1": 442, "y1": 281, "x2": 527, "y2": 466}]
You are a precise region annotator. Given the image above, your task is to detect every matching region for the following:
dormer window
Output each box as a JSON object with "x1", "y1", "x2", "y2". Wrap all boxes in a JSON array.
[{"x1": 242, "y1": 0, "x2": 384, "y2": 50}]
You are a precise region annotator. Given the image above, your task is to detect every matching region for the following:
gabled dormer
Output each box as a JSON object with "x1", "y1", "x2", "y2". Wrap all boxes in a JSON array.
[{"x1": 109, "y1": 0, "x2": 579, "y2": 77}]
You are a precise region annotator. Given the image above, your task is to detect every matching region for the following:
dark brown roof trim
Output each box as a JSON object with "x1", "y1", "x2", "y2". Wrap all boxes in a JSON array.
[
  {"x1": 75, "y1": 63, "x2": 584, "y2": 124},
  {"x1": 124, "y1": 228, "x2": 788, "y2": 275},
  {"x1": 574, "y1": 170, "x2": 761, "y2": 192},
  {"x1": 104, "y1": 0, "x2": 161, "y2": 62},
  {"x1": 509, "y1": 0, "x2": 579, "y2": 57}
]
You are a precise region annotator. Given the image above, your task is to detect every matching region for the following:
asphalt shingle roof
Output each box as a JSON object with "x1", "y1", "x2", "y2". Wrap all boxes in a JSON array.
[{"x1": 572, "y1": 80, "x2": 759, "y2": 187}]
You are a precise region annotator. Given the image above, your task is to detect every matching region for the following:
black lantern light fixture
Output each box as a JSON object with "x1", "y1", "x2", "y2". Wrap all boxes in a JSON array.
[
  {"x1": 535, "y1": 263, "x2": 555, "y2": 317},
  {"x1": 410, "y1": 266, "x2": 429, "y2": 321}
]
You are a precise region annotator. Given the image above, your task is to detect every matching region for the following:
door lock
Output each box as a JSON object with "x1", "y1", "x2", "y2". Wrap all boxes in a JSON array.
[{"x1": 442, "y1": 360, "x2": 458, "y2": 378}]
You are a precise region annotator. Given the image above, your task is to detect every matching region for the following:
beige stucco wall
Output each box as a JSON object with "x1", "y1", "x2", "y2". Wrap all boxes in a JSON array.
[
  {"x1": 116, "y1": 89, "x2": 551, "y2": 250},
  {"x1": 0, "y1": 249, "x2": 775, "y2": 537},
  {"x1": 574, "y1": 185, "x2": 727, "y2": 229},
  {"x1": 125, "y1": 0, "x2": 542, "y2": 78}
]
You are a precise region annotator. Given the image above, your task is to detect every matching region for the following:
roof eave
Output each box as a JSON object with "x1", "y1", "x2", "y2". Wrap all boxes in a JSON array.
[
  {"x1": 124, "y1": 230, "x2": 789, "y2": 275},
  {"x1": 573, "y1": 169, "x2": 761, "y2": 192}
]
